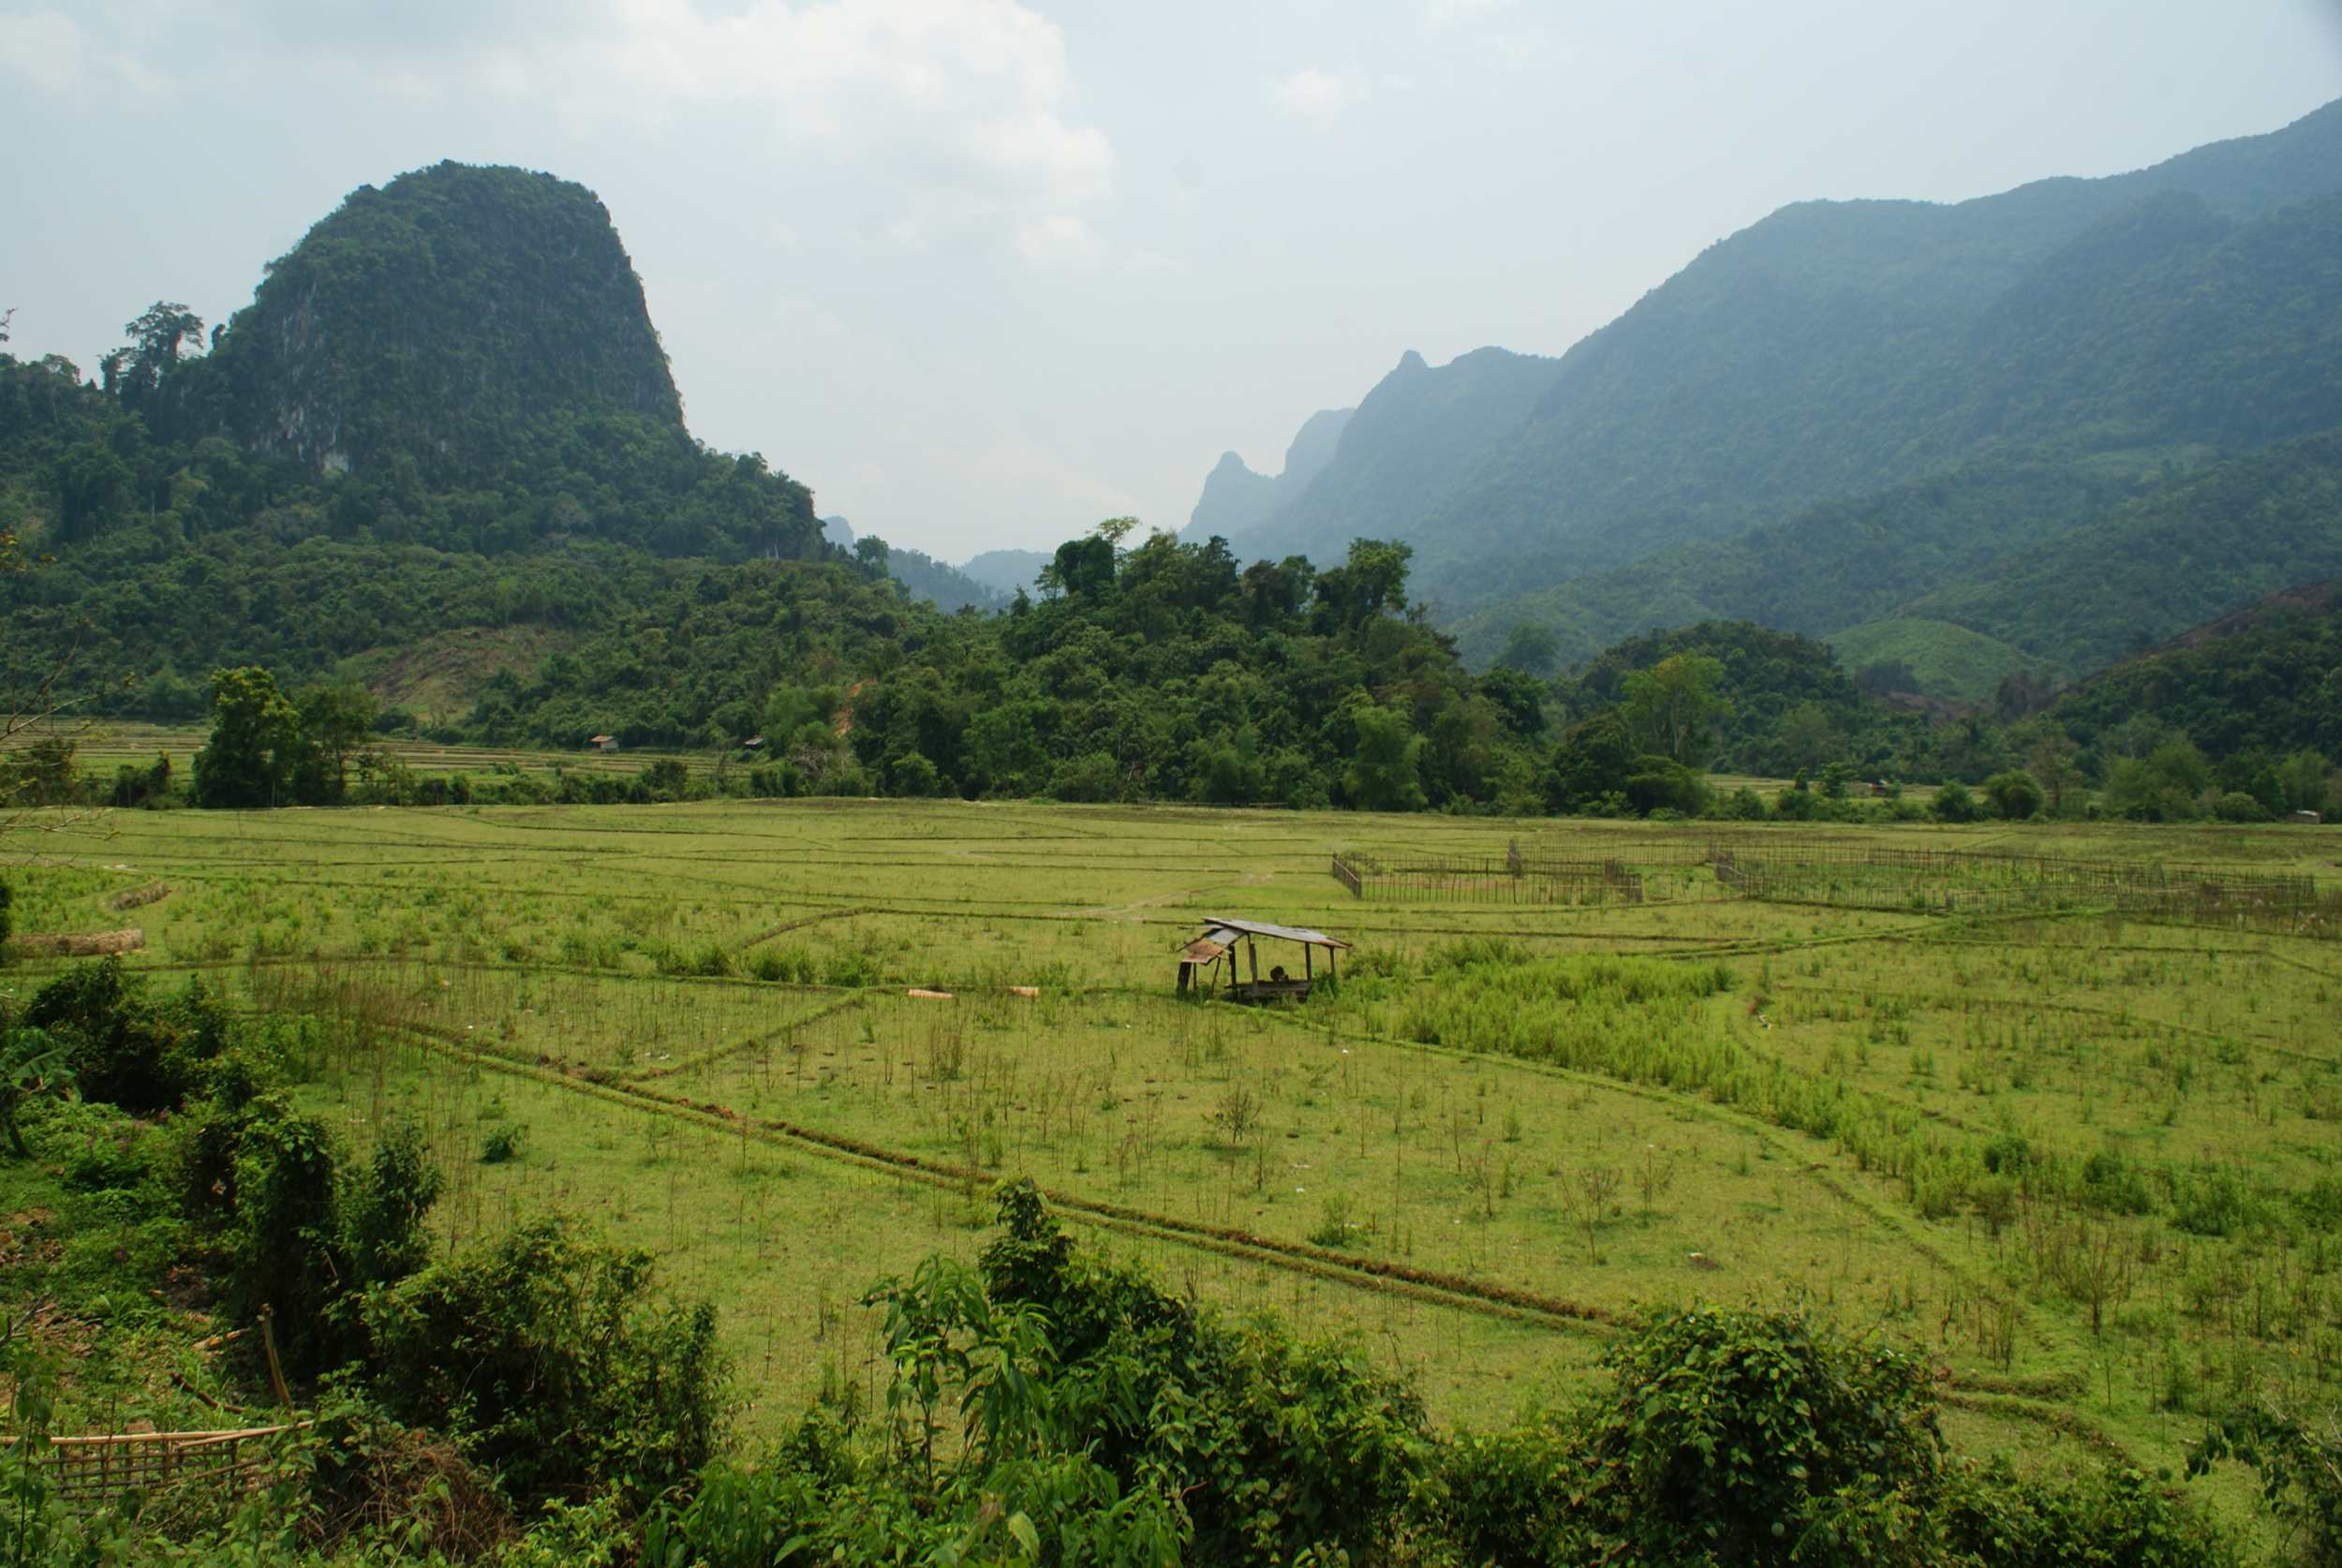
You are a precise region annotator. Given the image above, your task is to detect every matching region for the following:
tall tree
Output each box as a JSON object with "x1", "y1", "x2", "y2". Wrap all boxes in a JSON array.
[
  {"x1": 293, "y1": 683, "x2": 377, "y2": 804},
  {"x1": 1344, "y1": 700, "x2": 1426, "y2": 812},
  {"x1": 191, "y1": 667, "x2": 306, "y2": 808},
  {"x1": 106, "y1": 301, "x2": 205, "y2": 407},
  {"x1": 1623, "y1": 653, "x2": 1726, "y2": 766}
]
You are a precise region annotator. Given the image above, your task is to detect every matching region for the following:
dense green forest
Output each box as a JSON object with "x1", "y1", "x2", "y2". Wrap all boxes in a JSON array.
[
  {"x1": 2040, "y1": 580, "x2": 2342, "y2": 766},
  {"x1": 1452, "y1": 448, "x2": 2161, "y2": 674},
  {"x1": 1548, "y1": 622, "x2": 1954, "y2": 781},
  {"x1": 1456, "y1": 431, "x2": 2342, "y2": 689},
  {"x1": 0, "y1": 961, "x2": 2251, "y2": 1563},
  {"x1": 1890, "y1": 434, "x2": 2342, "y2": 673}
]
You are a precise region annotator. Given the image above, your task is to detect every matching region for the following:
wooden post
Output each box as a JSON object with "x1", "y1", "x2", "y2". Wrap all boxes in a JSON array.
[{"x1": 259, "y1": 1307, "x2": 293, "y2": 1410}]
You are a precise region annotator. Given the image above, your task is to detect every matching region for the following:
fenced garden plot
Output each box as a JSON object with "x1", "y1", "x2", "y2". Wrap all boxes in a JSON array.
[
  {"x1": 1713, "y1": 841, "x2": 2341, "y2": 938},
  {"x1": 1330, "y1": 844, "x2": 1715, "y2": 905}
]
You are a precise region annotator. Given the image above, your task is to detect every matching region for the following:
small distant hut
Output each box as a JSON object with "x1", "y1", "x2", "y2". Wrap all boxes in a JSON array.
[
  {"x1": 2295, "y1": 809, "x2": 2325, "y2": 825},
  {"x1": 589, "y1": 734, "x2": 620, "y2": 754},
  {"x1": 1178, "y1": 916, "x2": 1349, "y2": 1003}
]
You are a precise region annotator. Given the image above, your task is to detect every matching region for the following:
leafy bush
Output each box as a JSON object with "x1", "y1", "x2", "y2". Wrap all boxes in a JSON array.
[
  {"x1": 2213, "y1": 790, "x2": 2267, "y2": 822},
  {"x1": 1047, "y1": 750, "x2": 1125, "y2": 803},
  {"x1": 25, "y1": 960, "x2": 230, "y2": 1114},
  {"x1": 1946, "y1": 1455, "x2": 2233, "y2": 1567},
  {"x1": 1423, "y1": 1422, "x2": 1575, "y2": 1566},
  {"x1": 1553, "y1": 1302, "x2": 1945, "y2": 1564},
  {"x1": 2172, "y1": 1168, "x2": 2252, "y2": 1238},
  {"x1": 1982, "y1": 768, "x2": 2046, "y2": 820},
  {"x1": 2192, "y1": 1401, "x2": 2342, "y2": 1563},
  {"x1": 1623, "y1": 756, "x2": 1708, "y2": 817},
  {"x1": 1931, "y1": 781, "x2": 1983, "y2": 823},
  {"x1": 363, "y1": 1217, "x2": 727, "y2": 1506},
  {"x1": 2081, "y1": 1148, "x2": 2157, "y2": 1217}
]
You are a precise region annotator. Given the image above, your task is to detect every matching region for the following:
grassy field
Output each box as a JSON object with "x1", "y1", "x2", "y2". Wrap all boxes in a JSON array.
[{"x1": 7, "y1": 798, "x2": 2340, "y2": 1537}]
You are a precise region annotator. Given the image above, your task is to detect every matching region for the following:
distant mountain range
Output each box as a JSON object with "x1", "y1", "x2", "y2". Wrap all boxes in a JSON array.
[
  {"x1": 1187, "y1": 98, "x2": 2342, "y2": 693},
  {"x1": 1183, "y1": 406, "x2": 1353, "y2": 541}
]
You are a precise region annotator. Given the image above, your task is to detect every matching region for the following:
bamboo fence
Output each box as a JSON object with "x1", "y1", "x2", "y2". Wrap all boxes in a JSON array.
[
  {"x1": 1712, "y1": 842, "x2": 2340, "y2": 938},
  {"x1": 19, "y1": 1421, "x2": 310, "y2": 1505}
]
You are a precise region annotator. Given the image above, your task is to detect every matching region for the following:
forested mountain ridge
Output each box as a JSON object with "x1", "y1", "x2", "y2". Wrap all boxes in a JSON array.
[
  {"x1": 12, "y1": 161, "x2": 830, "y2": 567},
  {"x1": 1451, "y1": 448, "x2": 2163, "y2": 673},
  {"x1": 2038, "y1": 577, "x2": 2342, "y2": 764},
  {"x1": 1202, "y1": 97, "x2": 2342, "y2": 635},
  {"x1": 1212, "y1": 347, "x2": 1560, "y2": 576},
  {"x1": 1883, "y1": 431, "x2": 2342, "y2": 674},
  {"x1": 159, "y1": 161, "x2": 685, "y2": 484},
  {"x1": 0, "y1": 161, "x2": 849, "y2": 719},
  {"x1": 1182, "y1": 404, "x2": 1355, "y2": 541},
  {"x1": 1456, "y1": 428, "x2": 2342, "y2": 696}
]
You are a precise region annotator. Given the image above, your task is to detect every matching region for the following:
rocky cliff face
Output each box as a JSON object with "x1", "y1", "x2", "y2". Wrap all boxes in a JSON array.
[{"x1": 186, "y1": 161, "x2": 683, "y2": 481}]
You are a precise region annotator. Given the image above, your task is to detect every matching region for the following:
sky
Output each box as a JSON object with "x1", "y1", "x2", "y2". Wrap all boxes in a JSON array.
[{"x1": 5, "y1": 2, "x2": 2341, "y2": 561}]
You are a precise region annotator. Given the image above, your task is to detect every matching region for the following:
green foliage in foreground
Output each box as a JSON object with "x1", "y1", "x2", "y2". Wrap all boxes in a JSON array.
[
  {"x1": 629, "y1": 1181, "x2": 2232, "y2": 1568},
  {"x1": 1, "y1": 959, "x2": 726, "y2": 1557}
]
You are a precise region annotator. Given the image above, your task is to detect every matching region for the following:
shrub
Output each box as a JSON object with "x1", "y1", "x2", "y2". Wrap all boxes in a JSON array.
[
  {"x1": 221, "y1": 1105, "x2": 339, "y2": 1335},
  {"x1": 1047, "y1": 750, "x2": 1125, "y2": 804},
  {"x1": 25, "y1": 960, "x2": 230, "y2": 1115},
  {"x1": 1623, "y1": 756, "x2": 1707, "y2": 817},
  {"x1": 1932, "y1": 781, "x2": 1983, "y2": 823},
  {"x1": 639, "y1": 758, "x2": 690, "y2": 801},
  {"x1": 886, "y1": 750, "x2": 944, "y2": 797},
  {"x1": 1771, "y1": 785, "x2": 1821, "y2": 821},
  {"x1": 2213, "y1": 790, "x2": 2266, "y2": 823},
  {"x1": 1554, "y1": 1302, "x2": 1945, "y2": 1564},
  {"x1": 1946, "y1": 1455, "x2": 2231, "y2": 1567},
  {"x1": 2172, "y1": 1168, "x2": 2251, "y2": 1238},
  {"x1": 1424, "y1": 1423, "x2": 1575, "y2": 1566},
  {"x1": 2191, "y1": 1402, "x2": 2342, "y2": 1562},
  {"x1": 975, "y1": 1179, "x2": 1429, "y2": 1564},
  {"x1": 2081, "y1": 1148, "x2": 2157, "y2": 1217},
  {"x1": 0, "y1": 875, "x2": 13, "y2": 957},
  {"x1": 363, "y1": 1218, "x2": 727, "y2": 1506},
  {"x1": 1982, "y1": 769, "x2": 2046, "y2": 821}
]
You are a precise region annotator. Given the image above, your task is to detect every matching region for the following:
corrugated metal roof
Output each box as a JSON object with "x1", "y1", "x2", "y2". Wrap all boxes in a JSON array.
[{"x1": 1195, "y1": 916, "x2": 1350, "y2": 950}]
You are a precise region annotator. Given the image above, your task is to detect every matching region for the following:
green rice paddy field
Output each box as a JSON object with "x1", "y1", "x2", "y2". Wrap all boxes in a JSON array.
[{"x1": 9, "y1": 798, "x2": 2342, "y2": 1536}]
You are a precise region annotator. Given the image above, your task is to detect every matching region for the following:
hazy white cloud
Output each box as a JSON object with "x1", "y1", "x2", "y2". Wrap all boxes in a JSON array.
[
  {"x1": 11, "y1": 0, "x2": 1115, "y2": 267},
  {"x1": 1015, "y1": 212, "x2": 1104, "y2": 267},
  {"x1": 1423, "y1": 0, "x2": 1516, "y2": 25},
  {"x1": 475, "y1": 0, "x2": 1113, "y2": 259},
  {"x1": 1267, "y1": 66, "x2": 1370, "y2": 126},
  {"x1": 0, "y1": 7, "x2": 172, "y2": 96}
]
